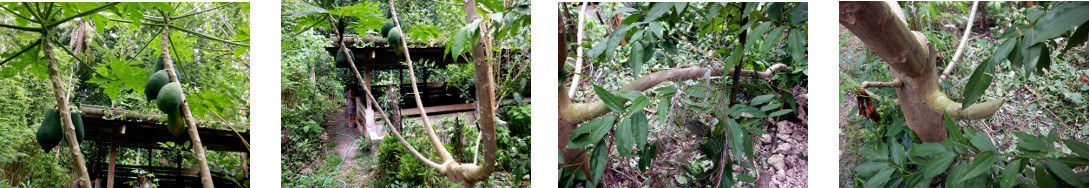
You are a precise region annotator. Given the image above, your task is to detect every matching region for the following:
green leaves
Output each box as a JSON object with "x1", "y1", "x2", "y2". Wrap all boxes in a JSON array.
[
  {"x1": 750, "y1": 94, "x2": 775, "y2": 105},
  {"x1": 746, "y1": 22, "x2": 771, "y2": 50},
  {"x1": 449, "y1": 19, "x2": 482, "y2": 61},
  {"x1": 761, "y1": 26, "x2": 786, "y2": 53},
  {"x1": 727, "y1": 117, "x2": 746, "y2": 160},
  {"x1": 567, "y1": 115, "x2": 616, "y2": 148},
  {"x1": 962, "y1": 38, "x2": 1015, "y2": 109},
  {"x1": 643, "y1": 2, "x2": 673, "y2": 22},
  {"x1": 788, "y1": 29, "x2": 806, "y2": 63},
  {"x1": 615, "y1": 115, "x2": 634, "y2": 157},
  {"x1": 789, "y1": 2, "x2": 808, "y2": 25},
  {"x1": 629, "y1": 42, "x2": 645, "y2": 75},
  {"x1": 1063, "y1": 139, "x2": 1089, "y2": 160},
  {"x1": 594, "y1": 84, "x2": 626, "y2": 113},
  {"x1": 999, "y1": 159, "x2": 1024, "y2": 188},
  {"x1": 922, "y1": 152, "x2": 956, "y2": 180},
  {"x1": 959, "y1": 151, "x2": 995, "y2": 183},
  {"x1": 968, "y1": 132, "x2": 997, "y2": 152},
  {"x1": 1062, "y1": 20, "x2": 1089, "y2": 54},
  {"x1": 637, "y1": 141, "x2": 657, "y2": 172},
  {"x1": 589, "y1": 140, "x2": 608, "y2": 185},
  {"x1": 1046, "y1": 158, "x2": 1086, "y2": 187},
  {"x1": 1029, "y1": 3, "x2": 1089, "y2": 45},
  {"x1": 631, "y1": 111, "x2": 649, "y2": 151}
]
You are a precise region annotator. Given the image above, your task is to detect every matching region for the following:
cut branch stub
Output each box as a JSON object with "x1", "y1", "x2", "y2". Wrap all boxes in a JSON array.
[{"x1": 840, "y1": 1, "x2": 1003, "y2": 142}]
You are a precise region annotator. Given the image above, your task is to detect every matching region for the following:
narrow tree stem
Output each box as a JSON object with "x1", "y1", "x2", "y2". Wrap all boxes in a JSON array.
[
  {"x1": 388, "y1": 0, "x2": 455, "y2": 163},
  {"x1": 939, "y1": 1, "x2": 980, "y2": 81},
  {"x1": 159, "y1": 15, "x2": 214, "y2": 188}
]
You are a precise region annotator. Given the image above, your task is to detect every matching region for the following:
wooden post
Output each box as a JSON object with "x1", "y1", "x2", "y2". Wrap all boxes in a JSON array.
[
  {"x1": 365, "y1": 66, "x2": 373, "y2": 110},
  {"x1": 106, "y1": 140, "x2": 117, "y2": 188}
]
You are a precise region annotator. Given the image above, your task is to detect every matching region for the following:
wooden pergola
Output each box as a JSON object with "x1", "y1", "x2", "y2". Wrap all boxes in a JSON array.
[
  {"x1": 325, "y1": 35, "x2": 529, "y2": 144},
  {"x1": 78, "y1": 105, "x2": 249, "y2": 187}
]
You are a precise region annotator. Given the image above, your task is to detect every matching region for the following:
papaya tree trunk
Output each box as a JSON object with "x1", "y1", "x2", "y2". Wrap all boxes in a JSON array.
[
  {"x1": 44, "y1": 25, "x2": 92, "y2": 188},
  {"x1": 840, "y1": 1, "x2": 1002, "y2": 142},
  {"x1": 158, "y1": 16, "x2": 215, "y2": 187}
]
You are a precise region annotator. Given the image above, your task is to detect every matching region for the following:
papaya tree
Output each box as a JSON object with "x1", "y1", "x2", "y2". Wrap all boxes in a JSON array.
[
  {"x1": 558, "y1": 2, "x2": 806, "y2": 187},
  {"x1": 285, "y1": 0, "x2": 529, "y2": 186},
  {"x1": 1, "y1": 2, "x2": 249, "y2": 187}
]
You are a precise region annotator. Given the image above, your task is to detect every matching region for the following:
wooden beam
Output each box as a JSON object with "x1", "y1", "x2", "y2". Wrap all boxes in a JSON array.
[{"x1": 401, "y1": 103, "x2": 476, "y2": 116}]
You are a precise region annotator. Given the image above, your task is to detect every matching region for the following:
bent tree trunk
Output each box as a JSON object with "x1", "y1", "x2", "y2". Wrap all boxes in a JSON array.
[
  {"x1": 556, "y1": 11, "x2": 789, "y2": 173},
  {"x1": 840, "y1": 2, "x2": 1002, "y2": 142}
]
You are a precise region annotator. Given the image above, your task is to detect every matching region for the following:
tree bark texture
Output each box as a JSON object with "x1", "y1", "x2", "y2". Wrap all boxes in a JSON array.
[{"x1": 840, "y1": 2, "x2": 1001, "y2": 142}]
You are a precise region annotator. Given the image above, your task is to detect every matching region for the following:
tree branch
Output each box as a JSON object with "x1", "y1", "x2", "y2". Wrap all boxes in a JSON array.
[
  {"x1": 387, "y1": 0, "x2": 455, "y2": 163},
  {"x1": 0, "y1": 23, "x2": 42, "y2": 32},
  {"x1": 1, "y1": 5, "x2": 34, "y2": 21},
  {"x1": 0, "y1": 40, "x2": 41, "y2": 67},
  {"x1": 567, "y1": 3, "x2": 587, "y2": 98},
  {"x1": 44, "y1": 2, "x2": 119, "y2": 29},
  {"x1": 939, "y1": 1, "x2": 980, "y2": 81},
  {"x1": 563, "y1": 64, "x2": 788, "y2": 123},
  {"x1": 106, "y1": 18, "x2": 249, "y2": 47}
]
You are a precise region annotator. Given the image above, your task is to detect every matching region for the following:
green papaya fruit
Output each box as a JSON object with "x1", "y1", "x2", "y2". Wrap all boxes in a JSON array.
[
  {"x1": 387, "y1": 28, "x2": 403, "y2": 55},
  {"x1": 36, "y1": 109, "x2": 62, "y2": 152},
  {"x1": 157, "y1": 82, "x2": 183, "y2": 114},
  {"x1": 380, "y1": 21, "x2": 395, "y2": 36},
  {"x1": 153, "y1": 56, "x2": 164, "y2": 72},
  {"x1": 71, "y1": 111, "x2": 84, "y2": 143},
  {"x1": 335, "y1": 50, "x2": 354, "y2": 67},
  {"x1": 144, "y1": 70, "x2": 170, "y2": 101},
  {"x1": 166, "y1": 111, "x2": 186, "y2": 137},
  {"x1": 386, "y1": 9, "x2": 393, "y2": 19}
]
